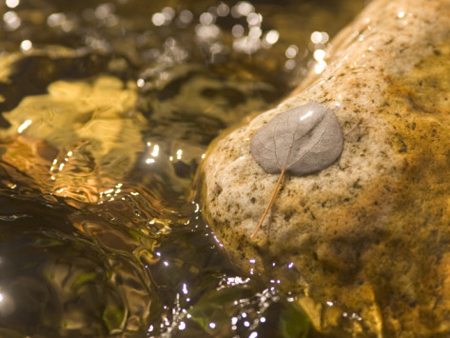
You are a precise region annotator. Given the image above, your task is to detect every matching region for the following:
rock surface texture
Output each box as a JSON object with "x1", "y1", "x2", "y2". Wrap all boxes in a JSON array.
[{"x1": 200, "y1": 0, "x2": 450, "y2": 336}]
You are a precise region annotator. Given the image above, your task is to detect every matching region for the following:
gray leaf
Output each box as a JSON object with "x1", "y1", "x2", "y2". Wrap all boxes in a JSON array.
[{"x1": 250, "y1": 101, "x2": 344, "y2": 176}]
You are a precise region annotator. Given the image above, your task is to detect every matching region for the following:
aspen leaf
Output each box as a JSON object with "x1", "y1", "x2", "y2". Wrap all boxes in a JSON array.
[{"x1": 249, "y1": 101, "x2": 344, "y2": 238}]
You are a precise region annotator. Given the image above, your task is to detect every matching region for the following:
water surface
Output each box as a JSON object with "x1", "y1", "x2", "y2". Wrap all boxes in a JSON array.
[{"x1": 0, "y1": 0, "x2": 365, "y2": 336}]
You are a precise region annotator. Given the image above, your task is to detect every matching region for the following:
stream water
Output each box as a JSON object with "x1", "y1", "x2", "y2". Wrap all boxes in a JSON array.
[{"x1": 0, "y1": 0, "x2": 365, "y2": 336}]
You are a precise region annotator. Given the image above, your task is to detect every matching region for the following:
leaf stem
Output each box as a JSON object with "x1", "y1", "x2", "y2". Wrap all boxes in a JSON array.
[{"x1": 250, "y1": 168, "x2": 286, "y2": 239}]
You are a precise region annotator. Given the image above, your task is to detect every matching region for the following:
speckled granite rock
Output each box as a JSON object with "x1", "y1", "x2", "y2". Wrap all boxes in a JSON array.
[{"x1": 200, "y1": 0, "x2": 450, "y2": 336}]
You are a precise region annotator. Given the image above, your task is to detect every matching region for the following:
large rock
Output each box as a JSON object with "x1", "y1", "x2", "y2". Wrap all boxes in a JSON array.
[{"x1": 200, "y1": 0, "x2": 450, "y2": 336}]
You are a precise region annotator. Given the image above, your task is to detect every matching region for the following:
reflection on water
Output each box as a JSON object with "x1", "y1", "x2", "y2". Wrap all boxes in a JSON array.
[
  {"x1": 0, "y1": 0, "x2": 365, "y2": 336},
  {"x1": 0, "y1": 194, "x2": 155, "y2": 337}
]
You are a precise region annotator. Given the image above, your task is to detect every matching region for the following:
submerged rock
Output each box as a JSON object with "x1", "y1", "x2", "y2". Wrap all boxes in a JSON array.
[
  {"x1": 200, "y1": 0, "x2": 450, "y2": 336},
  {"x1": 0, "y1": 75, "x2": 146, "y2": 203}
]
